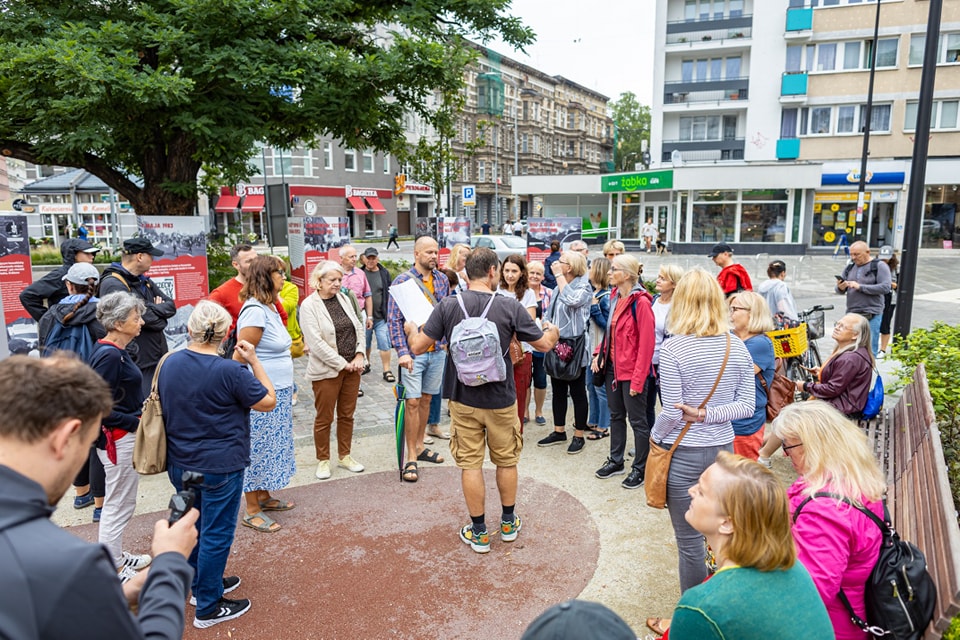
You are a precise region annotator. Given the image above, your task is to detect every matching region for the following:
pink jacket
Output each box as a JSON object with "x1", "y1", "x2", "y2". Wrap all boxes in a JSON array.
[
  {"x1": 789, "y1": 479, "x2": 884, "y2": 640},
  {"x1": 604, "y1": 286, "x2": 655, "y2": 391}
]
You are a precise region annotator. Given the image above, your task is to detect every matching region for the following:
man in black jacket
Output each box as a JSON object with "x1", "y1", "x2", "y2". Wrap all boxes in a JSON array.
[
  {"x1": 98, "y1": 237, "x2": 176, "y2": 396},
  {"x1": 19, "y1": 239, "x2": 100, "y2": 321},
  {"x1": 361, "y1": 246, "x2": 395, "y2": 381},
  {"x1": 0, "y1": 354, "x2": 198, "y2": 640}
]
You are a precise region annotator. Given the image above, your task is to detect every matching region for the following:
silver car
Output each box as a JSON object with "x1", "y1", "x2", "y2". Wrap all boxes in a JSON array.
[{"x1": 470, "y1": 234, "x2": 528, "y2": 260}]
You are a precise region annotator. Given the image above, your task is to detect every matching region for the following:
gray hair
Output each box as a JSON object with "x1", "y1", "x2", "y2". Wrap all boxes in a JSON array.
[
  {"x1": 96, "y1": 291, "x2": 146, "y2": 331},
  {"x1": 569, "y1": 240, "x2": 588, "y2": 254},
  {"x1": 188, "y1": 300, "x2": 232, "y2": 344},
  {"x1": 309, "y1": 260, "x2": 345, "y2": 289}
]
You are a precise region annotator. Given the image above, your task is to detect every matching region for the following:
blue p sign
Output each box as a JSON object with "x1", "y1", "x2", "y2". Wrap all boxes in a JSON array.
[{"x1": 462, "y1": 185, "x2": 476, "y2": 206}]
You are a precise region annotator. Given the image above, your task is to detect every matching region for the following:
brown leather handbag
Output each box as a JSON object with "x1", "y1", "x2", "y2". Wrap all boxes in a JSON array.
[
  {"x1": 759, "y1": 358, "x2": 795, "y2": 422},
  {"x1": 645, "y1": 334, "x2": 731, "y2": 509},
  {"x1": 509, "y1": 335, "x2": 525, "y2": 365}
]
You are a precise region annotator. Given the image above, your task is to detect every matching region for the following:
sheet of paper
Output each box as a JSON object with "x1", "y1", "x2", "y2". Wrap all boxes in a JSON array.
[{"x1": 388, "y1": 278, "x2": 435, "y2": 326}]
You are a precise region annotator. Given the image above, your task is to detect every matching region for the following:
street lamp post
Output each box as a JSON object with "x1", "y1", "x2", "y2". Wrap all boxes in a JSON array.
[{"x1": 854, "y1": 0, "x2": 882, "y2": 241}]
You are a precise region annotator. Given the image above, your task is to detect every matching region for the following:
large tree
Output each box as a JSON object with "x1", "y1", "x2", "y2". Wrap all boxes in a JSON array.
[
  {"x1": 610, "y1": 91, "x2": 651, "y2": 172},
  {"x1": 0, "y1": 1, "x2": 533, "y2": 215}
]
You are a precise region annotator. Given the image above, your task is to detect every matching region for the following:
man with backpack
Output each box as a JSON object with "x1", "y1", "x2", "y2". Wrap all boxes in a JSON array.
[
  {"x1": 837, "y1": 241, "x2": 891, "y2": 356},
  {"x1": 407, "y1": 247, "x2": 559, "y2": 553},
  {"x1": 709, "y1": 243, "x2": 752, "y2": 296}
]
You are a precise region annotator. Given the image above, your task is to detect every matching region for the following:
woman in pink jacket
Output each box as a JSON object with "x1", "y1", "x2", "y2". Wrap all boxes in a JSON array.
[
  {"x1": 773, "y1": 400, "x2": 886, "y2": 640},
  {"x1": 591, "y1": 254, "x2": 656, "y2": 490}
]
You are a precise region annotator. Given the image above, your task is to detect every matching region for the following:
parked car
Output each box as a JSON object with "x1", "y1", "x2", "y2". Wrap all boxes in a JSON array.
[{"x1": 470, "y1": 234, "x2": 528, "y2": 260}]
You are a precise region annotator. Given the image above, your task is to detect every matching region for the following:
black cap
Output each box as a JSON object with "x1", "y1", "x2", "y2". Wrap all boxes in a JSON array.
[
  {"x1": 123, "y1": 237, "x2": 163, "y2": 257},
  {"x1": 75, "y1": 240, "x2": 100, "y2": 254},
  {"x1": 521, "y1": 600, "x2": 635, "y2": 640},
  {"x1": 363, "y1": 246, "x2": 379, "y2": 257},
  {"x1": 708, "y1": 242, "x2": 733, "y2": 258}
]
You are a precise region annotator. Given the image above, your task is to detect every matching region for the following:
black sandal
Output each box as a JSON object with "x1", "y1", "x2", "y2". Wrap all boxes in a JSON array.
[
  {"x1": 402, "y1": 461, "x2": 418, "y2": 482},
  {"x1": 586, "y1": 428, "x2": 610, "y2": 440},
  {"x1": 383, "y1": 371, "x2": 396, "y2": 383},
  {"x1": 417, "y1": 448, "x2": 444, "y2": 464}
]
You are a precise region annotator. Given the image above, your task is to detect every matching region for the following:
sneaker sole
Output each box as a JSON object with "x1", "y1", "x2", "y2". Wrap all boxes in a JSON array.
[
  {"x1": 501, "y1": 522, "x2": 522, "y2": 542},
  {"x1": 193, "y1": 601, "x2": 251, "y2": 628},
  {"x1": 622, "y1": 481, "x2": 645, "y2": 490},
  {"x1": 537, "y1": 439, "x2": 567, "y2": 447},
  {"x1": 190, "y1": 577, "x2": 241, "y2": 606},
  {"x1": 338, "y1": 464, "x2": 364, "y2": 473},
  {"x1": 595, "y1": 468, "x2": 627, "y2": 479},
  {"x1": 459, "y1": 531, "x2": 491, "y2": 554}
]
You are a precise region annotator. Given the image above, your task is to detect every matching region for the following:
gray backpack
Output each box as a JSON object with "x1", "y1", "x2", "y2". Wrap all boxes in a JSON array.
[{"x1": 450, "y1": 293, "x2": 507, "y2": 386}]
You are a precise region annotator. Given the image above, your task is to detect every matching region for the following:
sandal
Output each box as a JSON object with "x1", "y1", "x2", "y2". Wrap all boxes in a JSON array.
[
  {"x1": 426, "y1": 425, "x2": 450, "y2": 440},
  {"x1": 259, "y1": 498, "x2": 295, "y2": 512},
  {"x1": 383, "y1": 371, "x2": 396, "y2": 383},
  {"x1": 646, "y1": 617, "x2": 670, "y2": 637},
  {"x1": 586, "y1": 428, "x2": 610, "y2": 440},
  {"x1": 402, "y1": 461, "x2": 419, "y2": 483},
  {"x1": 417, "y1": 448, "x2": 444, "y2": 464},
  {"x1": 242, "y1": 512, "x2": 281, "y2": 533},
  {"x1": 358, "y1": 388, "x2": 364, "y2": 398}
]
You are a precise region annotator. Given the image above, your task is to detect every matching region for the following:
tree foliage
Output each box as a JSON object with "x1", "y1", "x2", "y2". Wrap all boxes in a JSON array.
[
  {"x1": 610, "y1": 91, "x2": 651, "y2": 172},
  {"x1": 0, "y1": 0, "x2": 533, "y2": 215}
]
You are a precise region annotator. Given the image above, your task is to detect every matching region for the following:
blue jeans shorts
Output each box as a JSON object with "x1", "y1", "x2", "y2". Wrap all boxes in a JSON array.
[
  {"x1": 401, "y1": 350, "x2": 446, "y2": 399},
  {"x1": 366, "y1": 319, "x2": 391, "y2": 351}
]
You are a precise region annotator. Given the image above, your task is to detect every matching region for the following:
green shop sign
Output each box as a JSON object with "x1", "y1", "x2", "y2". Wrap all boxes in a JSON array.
[{"x1": 601, "y1": 170, "x2": 673, "y2": 193}]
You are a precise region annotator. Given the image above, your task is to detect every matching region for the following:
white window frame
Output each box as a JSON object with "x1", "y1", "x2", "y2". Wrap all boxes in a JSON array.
[
  {"x1": 478, "y1": 160, "x2": 486, "y2": 182},
  {"x1": 344, "y1": 149, "x2": 357, "y2": 172},
  {"x1": 383, "y1": 153, "x2": 390, "y2": 174},
  {"x1": 904, "y1": 100, "x2": 960, "y2": 132},
  {"x1": 362, "y1": 149, "x2": 374, "y2": 173},
  {"x1": 323, "y1": 142, "x2": 332, "y2": 170},
  {"x1": 909, "y1": 33, "x2": 960, "y2": 67}
]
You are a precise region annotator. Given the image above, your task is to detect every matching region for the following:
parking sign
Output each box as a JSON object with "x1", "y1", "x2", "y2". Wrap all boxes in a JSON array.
[{"x1": 462, "y1": 185, "x2": 476, "y2": 207}]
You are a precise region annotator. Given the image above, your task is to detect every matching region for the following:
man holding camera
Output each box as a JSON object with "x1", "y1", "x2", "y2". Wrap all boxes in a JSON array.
[{"x1": 0, "y1": 355, "x2": 198, "y2": 639}]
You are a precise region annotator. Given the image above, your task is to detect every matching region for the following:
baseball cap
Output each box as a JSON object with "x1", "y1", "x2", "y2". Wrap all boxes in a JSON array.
[
  {"x1": 75, "y1": 240, "x2": 100, "y2": 254},
  {"x1": 521, "y1": 600, "x2": 635, "y2": 640},
  {"x1": 363, "y1": 247, "x2": 379, "y2": 257},
  {"x1": 123, "y1": 237, "x2": 164, "y2": 257},
  {"x1": 709, "y1": 242, "x2": 733, "y2": 258},
  {"x1": 62, "y1": 262, "x2": 100, "y2": 285},
  {"x1": 878, "y1": 245, "x2": 894, "y2": 259}
]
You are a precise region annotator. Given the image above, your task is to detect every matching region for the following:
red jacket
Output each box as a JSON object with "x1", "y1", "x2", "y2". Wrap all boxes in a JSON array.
[
  {"x1": 603, "y1": 286, "x2": 655, "y2": 390},
  {"x1": 717, "y1": 263, "x2": 753, "y2": 295}
]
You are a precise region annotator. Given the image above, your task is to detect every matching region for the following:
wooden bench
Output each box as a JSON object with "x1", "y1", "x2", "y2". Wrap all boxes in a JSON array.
[{"x1": 868, "y1": 363, "x2": 960, "y2": 637}]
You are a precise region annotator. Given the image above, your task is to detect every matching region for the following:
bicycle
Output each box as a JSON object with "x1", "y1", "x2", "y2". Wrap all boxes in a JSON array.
[{"x1": 766, "y1": 304, "x2": 833, "y2": 398}]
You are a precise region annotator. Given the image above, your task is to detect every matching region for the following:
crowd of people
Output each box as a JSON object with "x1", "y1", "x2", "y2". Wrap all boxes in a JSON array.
[{"x1": 15, "y1": 231, "x2": 902, "y2": 638}]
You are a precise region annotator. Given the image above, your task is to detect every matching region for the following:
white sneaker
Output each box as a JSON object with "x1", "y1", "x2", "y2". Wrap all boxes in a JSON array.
[
  {"x1": 876, "y1": 350, "x2": 886, "y2": 359},
  {"x1": 757, "y1": 456, "x2": 772, "y2": 469},
  {"x1": 338, "y1": 455, "x2": 365, "y2": 473},
  {"x1": 119, "y1": 551, "x2": 152, "y2": 571},
  {"x1": 118, "y1": 565, "x2": 139, "y2": 584},
  {"x1": 315, "y1": 460, "x2": 331, "y2": 480}
]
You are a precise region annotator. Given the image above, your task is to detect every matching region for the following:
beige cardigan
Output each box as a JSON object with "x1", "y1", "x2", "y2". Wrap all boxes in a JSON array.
[{"x1": 300, "y1": 290, "x2": 365, "y2": 381}]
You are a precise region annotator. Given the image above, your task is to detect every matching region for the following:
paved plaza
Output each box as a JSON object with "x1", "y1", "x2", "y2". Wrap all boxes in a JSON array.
[{"x1": 52, "y1": 245, "x2": 960, "y2": 638}]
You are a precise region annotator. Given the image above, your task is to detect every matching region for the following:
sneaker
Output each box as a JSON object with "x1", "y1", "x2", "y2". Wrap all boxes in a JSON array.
[
  {"x1": 622, "y1": 469, "x2": 644, "y2": 490},
  {"x1": 315, "y1": 460, "x2": 331, "y2": 480},
  {"x1": 119, "y1": 551, "x2": 152, "y2": 571},
  {"x1": 193, "y1": 597, "x2": 252, "y2": 628},
  {"x1": 757, "y1": 456, "x2": 772, "y2": 469},
  {"x1": 459, "y1": 524, "x2": 490, "y2": 554},
  {"x1": 73, "y1": 492, "x2": 94, "y2": 509},
  {"x1": 535, "y1": 415, "x2": 546, "y2": 425},
  {"x1": 500, "y1": 515, "x2": 523, "y2": 542},
  {"x1": 118, "y1": 565, "x2": 139, "y2": 584},
  {"x1": 338, "y1": 455, "x2": 365, "y2": 473},
  {"x1": 92, "y1": 507, "x2": 102, "y2": 523},
  {"x1": 876, "y1": 350, "x2": 886, "y2": 359},
  {"x1": 190, "y1": 576, "x2": 241, "y2": 606},
  {"x1": 595, "y1": 458, "x2": 626, "y2": 479},
  {"x1": 537, "y1": 431, "x2": 567, "y2": 447},
  {"x1": 566, "y1": 436, "x2": 585, "y2": 455}
]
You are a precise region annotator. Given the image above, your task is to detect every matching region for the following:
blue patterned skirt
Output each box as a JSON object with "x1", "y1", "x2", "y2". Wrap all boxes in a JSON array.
[{"x1": 243, "y1": 386, "x2": 296, "y2": 492}]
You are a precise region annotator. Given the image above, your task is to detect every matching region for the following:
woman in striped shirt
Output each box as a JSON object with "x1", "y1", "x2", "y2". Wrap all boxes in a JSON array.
[{"x1": 652, "y1": 267, "x2": 755, "y2": 593}]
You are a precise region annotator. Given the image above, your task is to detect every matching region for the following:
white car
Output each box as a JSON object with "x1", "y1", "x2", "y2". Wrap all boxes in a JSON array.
[{"x1": 470, "y1": 234, "x2": 528, "y2": 260}]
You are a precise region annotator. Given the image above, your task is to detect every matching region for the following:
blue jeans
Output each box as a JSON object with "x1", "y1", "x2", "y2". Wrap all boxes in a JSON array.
[
  {"x1": 428, "y1": 391, "x2": 442, "y2": 425},
  {"x1": 585, "y1": 367, "x2": 609, "y2": 431},
  {"x1": 168, "y1": 464, "x2": 244, "y2": 616},
  {"x1": 867, "y1": 312, "x2": 882, "y2": 355}
]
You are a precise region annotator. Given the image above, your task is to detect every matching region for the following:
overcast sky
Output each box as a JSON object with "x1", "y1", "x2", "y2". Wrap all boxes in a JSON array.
[{"x1": 487, "y1": 0, "x2": 657, "y2": 106}]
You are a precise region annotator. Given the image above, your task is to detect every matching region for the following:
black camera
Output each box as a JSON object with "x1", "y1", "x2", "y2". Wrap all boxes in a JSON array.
[{"x1": 168, "y1": 471, "x2": 204, "y2": 524}]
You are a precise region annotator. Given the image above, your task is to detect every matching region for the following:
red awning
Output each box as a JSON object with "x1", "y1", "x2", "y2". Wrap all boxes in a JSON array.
[
  {"x1": 347, "y1": 196, "x2": 369, "y2": 213},
  {"x1": 214, "y1": 194, "x2": 240, "y2": 213},
  {"x1": 240, "y1": 194, "x2": 265, "y2": 212},
  {"x1": 365, "y1": 196, "x2": 387, "y2": 215}
]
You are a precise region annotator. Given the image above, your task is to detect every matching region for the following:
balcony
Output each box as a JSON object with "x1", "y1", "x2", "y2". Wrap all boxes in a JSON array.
[
  {"x1": 776, "y1": 138, "x2": 800, "y2": 160},
  {"x1": 664, "y1": 77, "x2": 749, "y2": 107},
  {"x1": 661, "y1": 138, "x2": 746, "y2": 163},
  {"x1": 785, "y1": 8, "x2": 813, "y2": 37},
  {"x1": 780, "y1": 72, "x2": 808, "y2": 103}
]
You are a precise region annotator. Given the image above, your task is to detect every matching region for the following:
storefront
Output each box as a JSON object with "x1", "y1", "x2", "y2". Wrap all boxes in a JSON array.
[
  {"x1": 920, "y1": 160, "x2": 960, "y2": 250},
  {"x1": 288, "y1": 184, "x2": 394, "y2": 239},
  {"x1": 812, "y1": 162, "x2": 905, "y2": 250}
]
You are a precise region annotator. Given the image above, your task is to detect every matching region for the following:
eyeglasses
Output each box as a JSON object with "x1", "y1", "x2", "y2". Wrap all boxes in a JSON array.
[
  {"x1": 834, "y1": 322, "x2": 852, "y2": 330},
  {"x1": 558, "y1": 261, "x2": 569, "y2": 265},
  {"x1": 730, "y1": 306, "x2": 749, "y2": 312},
  {"x1": 608, "y1": 267, "x2": 624, "y2": 273},
  {"x1": 782, "y1": 442, "x2": 803, "y2": 453}
]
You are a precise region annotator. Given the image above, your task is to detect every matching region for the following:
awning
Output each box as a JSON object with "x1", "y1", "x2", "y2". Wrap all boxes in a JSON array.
[
  {"x1": 214, "y1": 195, "x2": 241, "y2": 213},
  {"x1": 240, "y1": 194, "x2": 265, "y2": 212},
  {"x1": 365, "y1": 196, "x2": 387, "y2": 215},
  {"x1": 347, "y1": 196, "x2": 369, "y2": 213}
]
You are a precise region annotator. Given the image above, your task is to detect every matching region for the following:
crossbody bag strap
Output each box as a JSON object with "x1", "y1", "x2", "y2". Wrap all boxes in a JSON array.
[
  {"x1": 669, "y1": 333, "x2": 731, "y2": 453},
  {"x1": 410, "y1": 272, "x2": 438, "y2": 306}
]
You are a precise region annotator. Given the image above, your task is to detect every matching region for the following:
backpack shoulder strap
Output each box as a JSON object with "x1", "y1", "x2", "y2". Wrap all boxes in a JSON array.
[{"x1": 108, "y1": 272, "x2": 132, "y2": 291}]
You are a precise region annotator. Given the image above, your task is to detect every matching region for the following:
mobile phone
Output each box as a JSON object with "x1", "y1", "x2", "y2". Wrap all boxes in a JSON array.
[
  {"x1": 835, "y1": 275, "x2": 844, "y2": 281},
  {"x1": 168, "y1": 471, "x2": 204, "y2": 524}
]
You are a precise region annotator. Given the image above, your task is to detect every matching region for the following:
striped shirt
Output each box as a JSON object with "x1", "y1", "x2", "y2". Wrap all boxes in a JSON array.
[{"x1": 652, "y1": 333, "x2": 755, "y2": 447}]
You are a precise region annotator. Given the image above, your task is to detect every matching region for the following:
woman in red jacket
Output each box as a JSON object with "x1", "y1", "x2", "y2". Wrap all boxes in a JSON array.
[{"x1": 592, "y1": 254, "x2": 656, "y2": 490}]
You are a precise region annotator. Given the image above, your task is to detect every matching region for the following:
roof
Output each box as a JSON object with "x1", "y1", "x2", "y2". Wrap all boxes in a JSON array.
[{"x1": 20, "y1": 168, "x2": 143, "y2": 194}]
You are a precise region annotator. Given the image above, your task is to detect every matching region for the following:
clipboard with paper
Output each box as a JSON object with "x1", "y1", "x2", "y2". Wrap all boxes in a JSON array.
[{"x1": 388, "y1": 278, "x2": 435, "y2": 326}]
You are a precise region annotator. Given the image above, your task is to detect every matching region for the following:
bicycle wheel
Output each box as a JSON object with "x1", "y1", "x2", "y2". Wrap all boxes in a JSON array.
[{"x1": 804, "y1": 341, "x2": 823, "y2": 370}]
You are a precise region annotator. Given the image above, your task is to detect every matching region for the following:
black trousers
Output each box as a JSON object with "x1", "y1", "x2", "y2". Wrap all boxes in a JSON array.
[
  {"x1": 607, "y1": 373, "x2": 651, "y2": 473},
  {"x1": 551, "y1": 368, "x2": 588, "y2": 431}
]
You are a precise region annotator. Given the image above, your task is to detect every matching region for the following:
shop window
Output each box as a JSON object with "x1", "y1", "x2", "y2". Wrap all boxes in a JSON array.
[{"x1": 740, "y1": 201, "x2": 788, "y2": 242}]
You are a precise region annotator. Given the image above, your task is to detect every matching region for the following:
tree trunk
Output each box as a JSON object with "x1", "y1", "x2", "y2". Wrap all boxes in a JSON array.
[{"x1": 131, "y1": 132, "x2": 201, "y2": 216}]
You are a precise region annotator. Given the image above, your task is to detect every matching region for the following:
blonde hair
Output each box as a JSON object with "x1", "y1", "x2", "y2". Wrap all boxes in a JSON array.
[
  {"x1": 659, "y1": 263, "x2": 685, "y2": 286},
  {"x1": 309, "y1": 260, "x2": 345, "y2": 290},
  {"x1": 729, "y1": 291, "x2": 774, "y2": 333},
  {"x1": 668, "y1": 267, "x2": 730, "y2": 337},
  {"x1": 713, "y1": 451, "x2": 796, "y2": 571},
  {"x1": 602, "y1": 239, "x2": 625, "y2": 256},
  {"x1": 612, "y1": 254, "x2": 641, "y2": 285},
  {"x1": 589, "y1": 257, "x2": 610, "y2": 290},
  {"x1": 448, "y1": 243, "x2": 470, "y2": 270},
  {"x1": 527, "y1": 260, "x2": 545, "y2": 275},
  {"x1": 771, "y1": 401, "x2": 887, "y2": 502},
  {"x1": 188, "y1": 300, "x2": 232, "y2": 344},
  {"x1": 563, "y1": 250, "x2": 588, "y2": 277}
]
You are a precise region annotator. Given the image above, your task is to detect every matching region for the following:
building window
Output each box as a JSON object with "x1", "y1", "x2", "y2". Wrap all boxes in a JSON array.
[
  {"x1": 323, "y1": 142, "x2": 332, "y2": 170},
  {"x1": 905, "y1": 100, "x2": 960, "y2": 131},
  {"x1": 362, "y1": 149, "x2": 374, "y2": 173},
  {"x1": 273, "y1": 151, "x2": 292, "y2": 176},
  {"x1": 299, "y1": 148, "x2": 314, "y2": 177},
  {"x1": 521, "y1": 134, "x2": 529, "y2": 153},
  {"x1": 680, "y1": 115, "x2": 722, "y2": 141},
  {"x1": 478, "y1": 160, "x2": 486, "y2": 182},
  {"x1": 383, "y1": 153, "x2": 390, "y2": 174},
  {"x1": 800, "y1": 106, "x2": 832, "y2": 135},
  {"x1": 860, "y1": 104, "x2": 891, "y2": 133},
  {"x1": 910, "y1": 34, "x2": 960, "y2": 66},
  {"x1": 345, "y1": 149, "x2": 357, "y2": 172},
  {"x1": 837, "y1": 105, "x2": 857, "y2": 133}
]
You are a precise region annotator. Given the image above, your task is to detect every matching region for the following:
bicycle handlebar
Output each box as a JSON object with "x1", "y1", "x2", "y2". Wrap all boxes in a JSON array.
[{"x1": 800, "y1": 304, "x2": 834, "y2": 315}]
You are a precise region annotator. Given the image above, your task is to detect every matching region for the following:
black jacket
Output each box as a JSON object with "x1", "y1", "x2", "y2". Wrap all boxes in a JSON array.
[
  {"x1": 361, "y1": 264, "x2": 392, "y2": 322},
  {"x1": 98, "y1": 263, "x2": 176, "y2": 369},
  {"x1": 19, "y1": 239, "x2": 89, "y2": 322},
  {"x1": 0, "y1": 464, "x2": 192, "y2": 639},
  {"x1": 37, "y1": 296, "x2": 106, "y2": 348}
]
